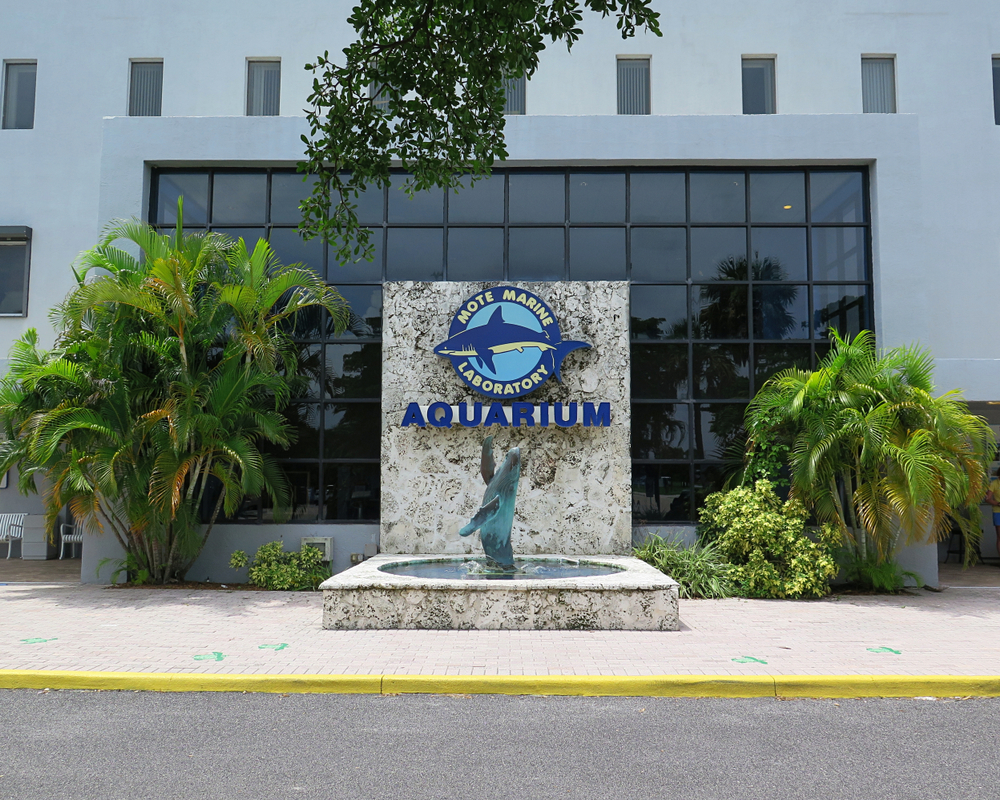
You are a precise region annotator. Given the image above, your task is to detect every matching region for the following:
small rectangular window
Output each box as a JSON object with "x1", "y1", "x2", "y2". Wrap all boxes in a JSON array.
[
  {"x1": 862, "y1": 57, "x2": 896, "y2": 113},
  {"x1": 504, "y1": 74, "x2": 526, "y2": 115},
  {"x1": 369, "y1": 74, "x2": 390, "y2": 112},
  {"x1": 742, "y1": 58, "x2": 775, "y2": 114},
  {"x1": 0, "y1": 227, "x2": 31, "y2": 315},
  {"x1": 993, "y1": 57, "x2": 1000, "y2": 125},
  {"x1": 129, "y1": 61, "x2": 163, "y2": 116},
  {"x1": 2, "y1": 62, "x2": 37, "y2": 130},
  {"x1": 246, "y1": 60, "x2": 280, "y2": 116},
  {"x1": 617, "y1": 57, "x2": 650, "y2": 115}
]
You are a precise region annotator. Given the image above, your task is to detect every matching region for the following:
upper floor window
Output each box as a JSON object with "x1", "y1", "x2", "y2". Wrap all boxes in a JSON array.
[
  {"x1": 247, "y1": 60, "x2": 280, "y2": 116},
  {"x1": 617, "y1": 57, "x2": 650, "y2": 115},
  {"x1": 861, "y1": 57, "x2": 896, "y2": 113},
  {"x1": 503, "y1": 74, "x2": 526, "y2": 115},
  {"x1": 0, "y1": 226, "x2": 31, "y2": 315},
  {"x1": 742, "y1": 57, "x2": 775, "y2": 114},
  {"x1": 993, "y1": 57, "x2": 1000, "y2": 125},
  {"x1": 129, "y1": 61, "x2": 163, "y2": 117},
  {"x1": 2, "y1": 62, "x2": 36, "y2": 130}
]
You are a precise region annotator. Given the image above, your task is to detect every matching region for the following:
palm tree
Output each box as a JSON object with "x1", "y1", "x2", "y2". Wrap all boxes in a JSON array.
[
  {"x1": 0, "y1": 204, "x2": 348, "y2": 583},
  {"x1": 746, "y1": 330, "x2": 994, "y2": 563}
]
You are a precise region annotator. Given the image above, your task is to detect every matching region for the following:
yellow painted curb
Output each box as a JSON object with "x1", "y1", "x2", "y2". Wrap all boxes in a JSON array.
[
  {"x1": 2, "y1": 671, "x2": 999, "y2": 697},
  {"x1": 775, "y1": 675, "x2": 1000, "y2": 698},
  {"x1": 0, "y1": 670, "x2": 381, "y2": 694},
  {"x1": 382, "y1": 674, "x2": 775, "y2": 697}
]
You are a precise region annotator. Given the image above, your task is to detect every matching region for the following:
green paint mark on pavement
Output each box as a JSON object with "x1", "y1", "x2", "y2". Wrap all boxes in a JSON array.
[
  {"x1": 193, "y1": 652, "x2": 225, "y2": 662},
  {"x1": 732, "y1": 656, "x2": 768, "y2": 664},
  {"x1": 867, "y1": 646, "x2": 901, "y2": 654},
  {"x1": 20, "y1": 638, "x2": 58, "y2": 644},
  {"x1": 258, "y1": 643, "x2": 289, "y2": 651}
]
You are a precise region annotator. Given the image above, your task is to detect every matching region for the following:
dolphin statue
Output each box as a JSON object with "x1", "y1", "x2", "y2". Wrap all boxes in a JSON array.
[
  {"x1": 459, "y1": 435, "x2": 521, "y2": 569},
  {"x1": 434, "y1": 305, "x2": 590, "y2": 381}
]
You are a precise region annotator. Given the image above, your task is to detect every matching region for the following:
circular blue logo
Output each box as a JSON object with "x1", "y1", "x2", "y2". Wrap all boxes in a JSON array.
[{"x1": 433, "y1": 286, "x2": 591, "y2": 399}]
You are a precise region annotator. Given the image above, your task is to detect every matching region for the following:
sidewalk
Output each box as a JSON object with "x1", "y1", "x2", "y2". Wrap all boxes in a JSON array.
[{"x1": 2, "y1": 583, "x2": 999, "y2": 680}]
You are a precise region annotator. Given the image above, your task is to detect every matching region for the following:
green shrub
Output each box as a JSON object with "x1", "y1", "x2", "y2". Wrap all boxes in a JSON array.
[
  {"x1": 841, "y1": 551, "x2": 923, "y2": 593},
  {"x1": 699, "y1": 480, "x2": 840, "y2": 599},
  {"x1": 229, "y1": 541, "x2": 331, "y2": 591},
  {"x1": 633, "y1": 535, "x2": 735, "y2": 599}
]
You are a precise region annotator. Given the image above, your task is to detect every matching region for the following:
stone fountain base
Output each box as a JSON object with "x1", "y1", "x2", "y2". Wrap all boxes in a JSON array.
[{"x1": 320, "y1": 554, "x2": 679, "y2": 631}]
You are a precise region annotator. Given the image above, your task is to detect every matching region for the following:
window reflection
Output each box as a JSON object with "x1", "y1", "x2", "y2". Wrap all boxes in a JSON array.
[
  {"x1": 325, "y1": 344, "x2": 381, "y2": 398},
  {"x1": 750, "y1": 172, "x2": 805, "y2": 223},
  {"x1": 630, "y1": 172, "x2": 685, "y2": 223},
  {"x1": 810, "y1": 171, "x2": 865, "y2": 223},
  {"x1": 751, "y1": 228, "x2": 807, "y2": 281},
  {"x1": 753, "y1": 285, "x2": 808, "y2": 340},
  {"x1": 632, "y1": 403, "x2": 689, "y2": 459},
  {"x1": 388, "y1": 177, "x2": 443, "y2": 223},
  {"x1": 212, "y1": 173, "x2": 267, "y2": 224},
  {"x1": 449, "y1": 175, "x2": 504, "y2": 223},
  {"x1": 157, "y1": 173, "x2": 209, "y2": 224},
  {"x1": 448, "y1": 228, "x2": 503, "y2": 280},
  {"x1": 269, "y1": 228, "x2": 325, "y2": 276},
  {"x1": 263, "y1": 464, "x2": 320, "y2": 522},
  {"x1": 690, "y1": 228, "x2": 746, "y2": 280},
  {"x1": 331, "y1": 286, "x2": 382, "y2": 339},
  {"x1": 632, "y1": 464, "x2": 691, "y2": 522},
  {"x1": 630, "y1": 228, "x2": 686, "y2": 282},
  {"x1": 692, "y1": 345, "x2": 749, "y2": 399},
  {"x1": 631, "y1": 344, "x2": 689, "y2": 399},
  {"x1": 692, "y1": 285, "x2": 748, "y2": 339},
  {"x1": 509, "y1": 174, "x2": 565, "y2": 223},
  {"x1": 630, "y1": 285, "x2": 687, "y2": 339},
  {"x1": 569, "y1": 173, "x2": 625, "y2": 223},
  {"x1": 693, "y1": 404, "x2": 747, "y2": 460},
  {"x1": 754, "y1": 344, "x2": 811, "y2": 389},
  {"x1": 690, "y1": 172, "x2": 745, "y2": 223},
  {"x1": 509, "y1": 228, "x2": 564, "y2": 280},
  {"x1": 813, "y1": 285, "x2": 867, "y2": 339},
  {"x1": 324, "y1": 403, "x2": 380, "y2": 459},
  {"x1": 386, "y1": 229, "x2": 443, "y2": 280},
  {"x1": 270, "y1": 173, "x2": 319, "y2": 225},
  {"x1": 324, "y1": 464, "x2": 379, "y2": 521},
  {"x1": 569, "y1": 228, "x2": 626, "y2": 280},
  {"x1": 812, "y1": 228, "x2": 866, "y2": 281},
  {"x1": 328, "y1": 229, "x2": 383, "y2": 282},
  {"x1": 276, "y1": 403, "x2": 321, "y2": 459}
]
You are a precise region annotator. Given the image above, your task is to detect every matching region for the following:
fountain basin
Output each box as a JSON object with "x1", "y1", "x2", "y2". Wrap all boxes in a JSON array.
[{"x1": 320, "y1": 554, "x2": 679, "y2": 631}]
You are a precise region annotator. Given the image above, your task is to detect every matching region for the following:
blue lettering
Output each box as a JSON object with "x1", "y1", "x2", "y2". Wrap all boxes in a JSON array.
[
  {"x1": 427, "y1": 402, "x2": 453, "y2": 428},
  {"x1": 539, "y1": 402, "x2": 549, "y2": 427},
  {"x1": 458, "y1": 402, "x2": 483, "y2": 427},
  {"x1": 483, "y1": 402, "x2": 509, "y2": 427},
  {"x1": 512, "y1": 402, "x2": 534, "y2": 427},
  {"x1": 401, "y1": 403, "x2": 426, "y2": 427},
  {"x1": 554, "y1": 402, "x2": 577, "y2": 427},
  {"x1": 583, "y1": 402, "x2": 611, "y2": 427}
]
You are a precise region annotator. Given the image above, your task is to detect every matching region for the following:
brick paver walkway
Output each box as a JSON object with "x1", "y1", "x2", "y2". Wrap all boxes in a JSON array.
[{"x1": 3, "y1": 584, "x2": 999, "y2": 676}]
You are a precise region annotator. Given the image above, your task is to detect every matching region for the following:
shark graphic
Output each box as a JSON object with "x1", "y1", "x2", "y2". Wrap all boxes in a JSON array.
[
  {"x1": 459, "y1": 436, "x2": 520, "y2": 569},
  {"x1": 434, "y1": 305, "x2": 590, "y2": 382}
]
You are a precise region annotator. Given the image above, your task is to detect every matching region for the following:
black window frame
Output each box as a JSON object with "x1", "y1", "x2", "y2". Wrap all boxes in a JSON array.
[{"x1": 0, "y1": 226, "x2": 31, "y2": 316}]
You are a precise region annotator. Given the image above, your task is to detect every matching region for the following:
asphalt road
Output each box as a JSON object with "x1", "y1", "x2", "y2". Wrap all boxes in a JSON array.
[{"x1": 2, "y1": 691, "x2": 998, "y2": 799}]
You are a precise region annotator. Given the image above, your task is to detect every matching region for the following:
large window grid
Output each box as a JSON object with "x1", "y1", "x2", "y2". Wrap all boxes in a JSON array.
[{"x1": 151, "y1": 166, "x2": 871, "y2": 524}]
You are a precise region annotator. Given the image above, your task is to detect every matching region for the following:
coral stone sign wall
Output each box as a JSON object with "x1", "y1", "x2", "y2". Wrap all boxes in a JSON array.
[{"x1": 381, "y1": 281, "x2": 631, "y2": 555}]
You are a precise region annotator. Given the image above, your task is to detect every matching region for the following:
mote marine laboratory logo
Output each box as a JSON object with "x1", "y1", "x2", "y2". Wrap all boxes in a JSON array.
[{"x1": 433, "y1": 286, "x2": 591, "y2": 399}]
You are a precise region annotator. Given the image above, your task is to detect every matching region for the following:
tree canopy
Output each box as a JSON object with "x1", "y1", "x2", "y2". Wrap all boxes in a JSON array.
[{"x1": 300, "y1": 0, "x2": 662, "y2": 263}]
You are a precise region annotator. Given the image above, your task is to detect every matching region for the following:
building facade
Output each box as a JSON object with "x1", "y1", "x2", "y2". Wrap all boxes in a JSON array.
[{"x1": 2, "y1": 0, "x2": 999, "y2": 583}]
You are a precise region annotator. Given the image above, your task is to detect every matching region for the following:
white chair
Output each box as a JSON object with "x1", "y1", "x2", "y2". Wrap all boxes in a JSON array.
[
  {"x1": 0, "y1": 513, "x2": 26, "y2": 559},
  {"x1": 60, "y1": 523, "x2": 84, "y2": 559}
]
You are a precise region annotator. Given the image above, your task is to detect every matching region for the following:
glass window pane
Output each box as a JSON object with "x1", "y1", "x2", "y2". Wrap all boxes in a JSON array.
[
  {"x1": 569, "y1": 228, "x2": 626, "y2": 280},
  {"x1": 448, "y1": 228, "x2": 503, "y2": 280},
  {"x1": 156, "y1": 173, "x2": 209, "y2": 225},
  {"x1": 631, "y1": 228, "x2": 686, "y2": 282},
  {"x1": 325, "y1": 344, "x2": 381, "y2": 399},
  {"x1": 328, "y1": 228, "x2": 383, "y2": 282},
  {"x1": 751, "y1": 228, "x2": 806, "y2": 281},
  {"x1": 0, "y1": 243, "x2": 27, "y2": 314},
  {"x1": 388, "y1": 177, "x2": 443, "y2": 223},
  {"x1": 324, "y1": 403, "x2": 380, "y2": 459},
  {"x1": 690, "y1": 227, "x2": 746, "y2": 280},
  {"x1": 263, "y1": 464, "x2": 320, "y2": 522},
  {"x1": 750, "y1": 172, "x2": 805, "y2": 223},
  {"x1": 630, "y1": 285, "x2": 687, "y2": 340},
  {"x1": 692, "y1": 285, "x2": 748, "y2": 339},
  {"x1": 813, "y1": 285, "x2": 868, "y2": 340},
  {"x1": 213, "y1": 228, "x2": 266, "y2": 252},
  {"x1": 692, "y1": 345, "x2": 749, "y2": 399},
  {"x1": 324, "y1": 464, "x2": 380, "y2": 521},
  {"x1": 630, "y1": 172, "x2": 686, "y2": 223},
  {"x1": 504, "y1": 75, "x2": 526, "y2": 115},
  {"x1": 753, "y1": 285, "x2": 809, "y2": 340},
  {"x1": 811, "y1": 228, "x2": 866, "y2": 281},
  {"x1": 810, "y1": 171, "x2": 865, "y2": 223},
  {"x1": 247, "y1": 60, "x2": 280, "y2": 116},
  {"x1": 633, "y1": 464, "x2": 691, "y2": 523},
  {"x1": 212, "y1": 173, "x2": 267, "y2": 224},
  {"x1": 754, "y1": 344, "x2": 811, "y2": 390},
  {"x1": 862, "y1": 58, "x2": 896, "y2": 114},
  {"x1": 270, "y1": 173, "x2": 319, "y2": 224},
  {"x1": 279, "y1": 403, "x2": 321, "y2": 459},
  {"x1": 288, "y1": 344, "x2": 322, "y2": 399},
  {"x1": 570, "y1": 173, "x2": 625, "y2": 223},
  {"x1": 694, "y1": 463, "x2": 731, "y2": 510},
  {"x1": 617, "y1": 58, "x2": 650, "y2": 115},
  {"x1": 690, "y1": 173, "x2": 745, "y2": 223},
  {"x1": 449, "y1": 175, "x2": 504, "y2": 223},
  {"x1": 268, "y1": 227, "x2": 324, "y2": 276},
  {"x1": 332, "y1": 285, "x2": 382, "y2": 340},
  {"x1": 128, "y1": 62, "x2": 162, "y2": 117},
  {"x1": 508, "y1": 228, "x2": 564, "y2": 280},
  {"x1": 632, "y1": 403, "x2": 690, "y2": 459},
  {"x1": 994, "y1": 58, "x2": 1000, "y2": 125},
  {"x1": 386, "y1": 228, "x2": 443, "y2": 280},
  {"x1": 631, "y1": 344, "x2": 689, "y2": 399},
  {"x1": 2, "y1": 63, "x2": 36, "y2": 129},
  {"x1": 693, "y1": 404, "x2": 747, "y2": 460},
  {"x1": 509, "y1": 173, "x2": 565, "y2": 223},
  {"x1": 742, "y1": 59, "x2": 775, "y2": 115}
]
